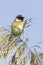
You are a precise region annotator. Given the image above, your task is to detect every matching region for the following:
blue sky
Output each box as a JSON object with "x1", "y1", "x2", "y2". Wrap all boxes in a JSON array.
[{"x1": 0, "y1": 0, "x2": 43, "y2": 65}]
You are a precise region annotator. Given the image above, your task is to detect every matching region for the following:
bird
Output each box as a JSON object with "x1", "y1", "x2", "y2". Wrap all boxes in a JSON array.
[
  {"x1": 11, "y1": 15, "x2": 25, "y2": 36},
  {"x1": 0, "y1": 15, "x2": 32, "y2": 41}
]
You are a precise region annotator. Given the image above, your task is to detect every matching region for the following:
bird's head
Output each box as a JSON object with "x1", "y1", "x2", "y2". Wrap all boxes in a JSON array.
[{"x1": 16, "y1": 15, "x2": 25, "y2": 21}]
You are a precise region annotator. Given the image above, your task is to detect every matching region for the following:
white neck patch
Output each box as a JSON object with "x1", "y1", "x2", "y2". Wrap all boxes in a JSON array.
[{"x1": 16, "y1": 18, "x2": 22, "y2": 21}]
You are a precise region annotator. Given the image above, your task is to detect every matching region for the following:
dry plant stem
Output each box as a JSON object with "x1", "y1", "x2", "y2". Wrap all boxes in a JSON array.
[
  {"x1": 0, "y1": 39, "x2": 23, "y2": 61},
  {"x1": 24, "y1": 42, "x2": 36, "y2": 65},
  {"x1": 0, "y1": 34, "x2": 13, "y2": 48},
  {"x1": 8, "y1": 52, "x2": 30, "y2": 65},
  {"x1": 12, "y1": 44, "x2": 25, "y2": 65},
  {"x1": 8, "y1": 45, "x2": 24, "y2": 65},
  {"x1": 16, "y1": 54, "x2": 29, "y2": 65},
  {"x1": 30, "y1": 62, "x2": 34, "y2": 65},
  {"x1": 34, "y1": 48, "x2": 42, "y2": 65},
  {"x1": 30, "y1": 52, "x2": 35, "y2": 65},
  {"x1": 8, "y1": 47, "x2": 29, "y2": 65}
]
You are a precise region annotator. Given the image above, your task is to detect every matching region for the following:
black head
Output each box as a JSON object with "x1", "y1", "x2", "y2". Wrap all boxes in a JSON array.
[{"x1": 16, "y1": 15, "x2": 25, "y2": 21}]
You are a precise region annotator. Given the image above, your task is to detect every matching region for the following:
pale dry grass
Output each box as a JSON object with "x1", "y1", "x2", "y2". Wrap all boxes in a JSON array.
[{"x1": 0, "y1": 27, "x2": 43, "y2": 65}]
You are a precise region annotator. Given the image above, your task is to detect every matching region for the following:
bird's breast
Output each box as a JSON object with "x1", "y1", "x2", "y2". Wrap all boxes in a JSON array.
[{"x1": 11, "y1": 21, "x2": 24, "y2": 36}]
